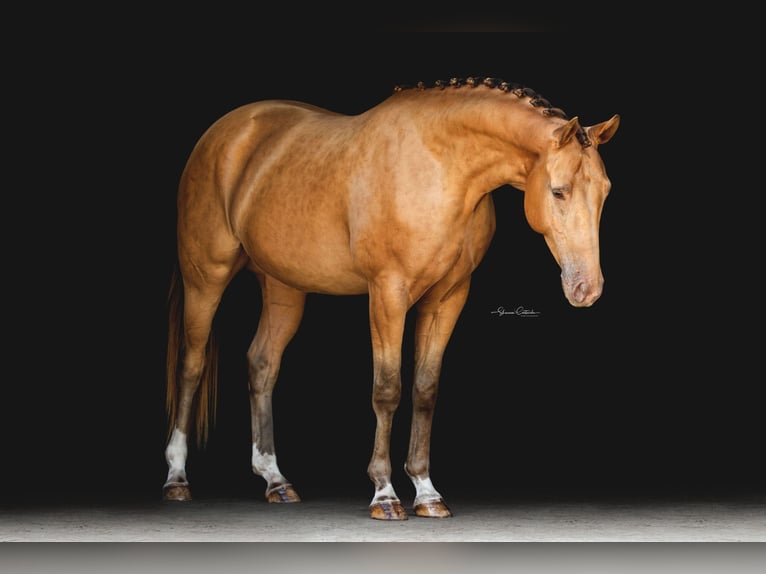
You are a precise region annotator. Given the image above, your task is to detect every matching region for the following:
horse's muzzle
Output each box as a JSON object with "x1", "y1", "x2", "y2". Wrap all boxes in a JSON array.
[
  {"x1": 561, "y1": 266, "x2": 603, "y2": 308},
  {"x1": 569, "y1": 280, "x2": 602, "y2": 307}
]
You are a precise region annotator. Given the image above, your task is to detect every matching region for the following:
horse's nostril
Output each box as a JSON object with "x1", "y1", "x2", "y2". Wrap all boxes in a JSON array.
[
  {"x1": 574, "y1": 282, "x2": 589, "y2": 304},
  {"x1": 574, "y1": 281, "x2": 601, "y2": 305}
]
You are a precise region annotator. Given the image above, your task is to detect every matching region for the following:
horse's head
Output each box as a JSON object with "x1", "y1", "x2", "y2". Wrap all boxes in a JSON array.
[{"x1": 524, "y1": 114, "x2": 620, "y2": 307}]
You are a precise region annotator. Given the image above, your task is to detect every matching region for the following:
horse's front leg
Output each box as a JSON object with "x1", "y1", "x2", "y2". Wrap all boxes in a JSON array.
[
  {"x1": 366, "y1": 281, "x2": 409, "y2": 520},
  {"x1": 405, "y1": 278, "x2": 471, "y2": 518}
]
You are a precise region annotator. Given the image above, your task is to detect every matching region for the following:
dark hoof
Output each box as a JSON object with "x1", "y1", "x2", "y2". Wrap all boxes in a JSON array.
[
  {"x1": 414, "y1": 498, "x2": 453, "y2": 518},
  {"x1": 266, "y1": 484, "x2": 301, "y2": 503},
  {"x1": 163, "y1": 482, "x2": 192, "y2": 501},
  {"x1": 370, "y1": 500, "x2": 408, "y2": 520}
]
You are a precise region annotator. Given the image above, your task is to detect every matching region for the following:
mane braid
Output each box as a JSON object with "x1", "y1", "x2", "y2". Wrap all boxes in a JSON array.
[{"x1": 393, "y1": 76, "x2": 592, "y2": 148}]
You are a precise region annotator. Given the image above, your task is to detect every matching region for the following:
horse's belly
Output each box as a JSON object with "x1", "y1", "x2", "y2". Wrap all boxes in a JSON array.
[{"x1": 242, "y1": 229, "x2": 368, "y2": 295}]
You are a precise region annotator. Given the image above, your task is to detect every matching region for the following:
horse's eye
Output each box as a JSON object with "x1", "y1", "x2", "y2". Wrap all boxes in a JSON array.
[{"x1": 551, "y1": 186, "x2": 568, "y2": 200}]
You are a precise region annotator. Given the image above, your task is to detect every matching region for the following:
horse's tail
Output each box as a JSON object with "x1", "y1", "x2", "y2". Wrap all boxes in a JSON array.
[{"x1": 165, "y1": 262, "x2": 219, "y2": 449}]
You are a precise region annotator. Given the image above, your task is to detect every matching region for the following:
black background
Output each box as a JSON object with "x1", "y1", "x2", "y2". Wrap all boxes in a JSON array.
[{"x1": 5, "y1": 25, "x2": 762, "y2": 511}]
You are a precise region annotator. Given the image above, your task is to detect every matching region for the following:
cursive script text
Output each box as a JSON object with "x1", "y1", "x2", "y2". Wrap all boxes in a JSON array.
[{"x1": 491, "y1": 305, "x2": 541, "y2": 317}]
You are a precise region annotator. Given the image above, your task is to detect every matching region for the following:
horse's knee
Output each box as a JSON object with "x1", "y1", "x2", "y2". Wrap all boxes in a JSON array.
[
  {"x1": 413, "y1": 364, "x2": 440, "y2": 410},
  {"x1": 372, "y1": 368, "x2": 402, "y2": 409},
  {"x1": 413, "y1": 381, "x2": 438, "y2": 411}
]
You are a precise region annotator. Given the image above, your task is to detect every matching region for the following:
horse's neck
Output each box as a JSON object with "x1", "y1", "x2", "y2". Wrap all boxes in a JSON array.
[{"x1": 400, "y1": 92, "x2": 548, "y2": 199}]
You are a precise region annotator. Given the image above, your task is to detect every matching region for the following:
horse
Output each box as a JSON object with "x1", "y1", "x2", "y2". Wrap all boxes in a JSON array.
[{"x1": 163, "y1": 76, "x2": 620, "y2": 520}]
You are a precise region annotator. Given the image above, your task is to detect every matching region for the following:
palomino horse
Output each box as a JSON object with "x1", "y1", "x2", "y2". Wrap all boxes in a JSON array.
[{"x1": 164, "y1": 76, "x2": 619, "y2": 520}]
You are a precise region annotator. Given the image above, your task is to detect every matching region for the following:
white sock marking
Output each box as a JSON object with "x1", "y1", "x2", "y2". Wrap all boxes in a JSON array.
[
  {"x1": 164, "y1": 428, "x2": 188, "y2": 484},
  {"x1": 370, "y1": 483, "x2": 399, "y2": 505},
  {"x1": 412, "y1": 476, "x2": 443, "y2": 506},
  {"x1": 252, "y1": 443, "x2": 288, "y2": 488}
]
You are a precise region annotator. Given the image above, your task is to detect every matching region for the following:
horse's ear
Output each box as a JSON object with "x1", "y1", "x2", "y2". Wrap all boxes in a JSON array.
[
  {"x1": 587, "y1": 114, "x2": 620, "y2": 146},
  {"x1": 553, "y1": 117, "x2": 580, "y2": 148}
]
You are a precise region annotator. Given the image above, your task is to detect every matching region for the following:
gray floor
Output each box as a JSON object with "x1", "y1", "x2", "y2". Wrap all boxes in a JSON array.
[
  {"x1": 2, "y1": 494, "x2": 766, "y2": 542},
  {"x1": 2, "y1": 496, "x2": 766, "y2": 574}
]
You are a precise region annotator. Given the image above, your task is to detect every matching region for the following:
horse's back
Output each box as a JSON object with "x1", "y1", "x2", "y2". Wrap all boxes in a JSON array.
[
  {"x1": 179, "y1": 99, "x2": 338, "y2": 212},
  {"x1": 182, "y1": 99, "x2": 344, "y2": 189},
  {"x1": 178, "y1": 100, "x2": 370, "y2": 294}
]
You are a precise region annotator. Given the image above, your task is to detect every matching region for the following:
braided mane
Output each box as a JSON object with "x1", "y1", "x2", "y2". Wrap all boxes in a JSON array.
[{"x1": 393, "y1": 76, "x2": 591, "y2": 148}]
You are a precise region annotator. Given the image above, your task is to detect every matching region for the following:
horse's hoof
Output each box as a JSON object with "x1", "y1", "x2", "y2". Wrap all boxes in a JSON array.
[
  {"x1": 370, "y1": 500, "x2": 408, "y2": 520},
  {"x1": 414, "y1": 498, "x2": 453, "y2": 518},
  {"x1": 266, "y1": 484, "x2": 301, "y2": 503},
  {"x1": 163, "y1": 482, "x2": 192, "y2": 501}
]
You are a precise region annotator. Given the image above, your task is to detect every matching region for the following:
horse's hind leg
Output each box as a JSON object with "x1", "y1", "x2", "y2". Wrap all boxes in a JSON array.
[
  {"x1": 247, "y1": 273, "x2": 306, "y2": 503},
  {"x1": 405, "y1": 278, "x2": 471, "y2": 518},
  {"x1": 163, "y1": 249, "x2": 245, "y2": 501}
]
